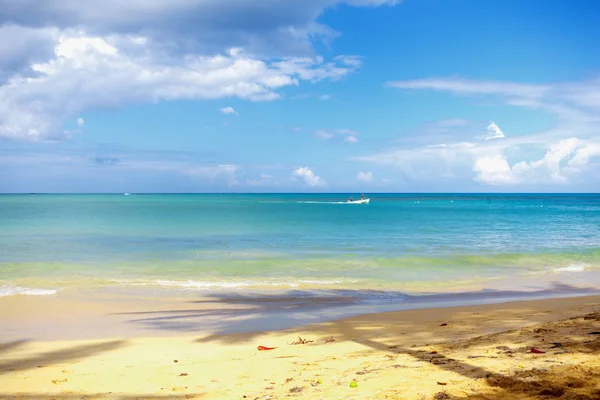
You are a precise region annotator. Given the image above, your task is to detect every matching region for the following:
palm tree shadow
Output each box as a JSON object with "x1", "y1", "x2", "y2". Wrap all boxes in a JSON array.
[
  {"x1": 0, "y1": 339, "x2": 28, "y2": 355},
  {"x1": 0, "y1": 340, "x2": 127, "y2": 375},
  {"x1": 190, "y1": 283, "x2": 597, "y2": 344},
  {"x1": 335, "y1": 319, "x2": 598, "y2": 400}
]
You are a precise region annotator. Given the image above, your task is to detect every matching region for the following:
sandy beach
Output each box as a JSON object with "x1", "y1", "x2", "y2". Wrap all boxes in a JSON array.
[{"x1": 1, "y1": 294, "x2": 599, "y2": 399}]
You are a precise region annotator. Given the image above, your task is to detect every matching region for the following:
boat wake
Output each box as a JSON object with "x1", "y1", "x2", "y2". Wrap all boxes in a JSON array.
[{"x1": 297, "y1": 198, "x2": 370, "y2": 205}]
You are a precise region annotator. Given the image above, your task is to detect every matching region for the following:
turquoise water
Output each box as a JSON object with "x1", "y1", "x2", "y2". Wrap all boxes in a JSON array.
[{"x1": 1, "y1": 193, "x2": 600, "y2": 298}]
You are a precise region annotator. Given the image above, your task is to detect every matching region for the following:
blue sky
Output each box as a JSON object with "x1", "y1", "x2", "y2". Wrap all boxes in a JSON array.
[{"x1": 1, "y1": 0, "x2": 599, "y2": 192}]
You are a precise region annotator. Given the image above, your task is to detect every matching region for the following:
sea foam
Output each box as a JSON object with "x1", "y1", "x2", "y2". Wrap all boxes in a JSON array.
[
  {"x1": 554, "y1": 264, "x2": 587, "y2": 273},
  {"x1": 0, "y1": 286, "x2": 58, "y2": 297}
]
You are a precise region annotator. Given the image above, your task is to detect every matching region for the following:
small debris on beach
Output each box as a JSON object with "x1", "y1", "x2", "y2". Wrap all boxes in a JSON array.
[
  {"x1": 434, "y1": 392, "x2": 450, "y2": 400},
  {"x1": 174, "y1": 360, "x2": 179, "y2": 363},
  {"x1": 290, "y1": 336, "x2": 313, "y2": 345},
  {"x1": 350, "y1": 381, "x2": 358, "y2": 388},
  {"x1": 289, "y1": 386, "x2": 303, "y2": 393},
  {"x1": 179, "y1": 373, "x2": 188, "y2": 376},
  {"x1": 531, "y1": 347, "x2": 546, "y2": 354},
  {"x1": 437, "y1": 382, "x2": 447, "y2": 385},
  {"x1": 496, "y1": 345, "x2": 512, "y2": 352},
  {"x1": 257, "y1": 345, "x2": 276, "y2": 351},
  {"x1": 325, "y1": 337, "x2": 336, "y2": 343},
  {"x1": 440, "y1": 323, "x2": 448, "y2": 326}
]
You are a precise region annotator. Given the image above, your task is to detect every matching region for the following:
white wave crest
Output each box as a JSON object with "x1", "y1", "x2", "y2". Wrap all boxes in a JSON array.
[
  {"x1": 0, "y1": 286, "x2": 58, "y2": 297},
  {"x1": 554, "y1": 264, "x2": 587, "y2": 273}
]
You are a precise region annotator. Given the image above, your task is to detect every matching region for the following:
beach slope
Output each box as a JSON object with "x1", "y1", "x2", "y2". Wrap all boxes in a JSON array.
[{"x1": 1, "y1": 295, "x2": 599, "y2": 399}]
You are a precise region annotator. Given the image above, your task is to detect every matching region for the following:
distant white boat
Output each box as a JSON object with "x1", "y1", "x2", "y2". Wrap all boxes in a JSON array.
[
  {"x1": 124, "y1": 193, "x2": 131, "y2": 196},
  {"x1": 347, "y1": 198, "x2": 370, "y2": 204}
]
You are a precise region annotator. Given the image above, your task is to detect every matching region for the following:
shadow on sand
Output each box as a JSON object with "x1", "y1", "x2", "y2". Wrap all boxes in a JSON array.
[
  {"x1": 111, "y1": 282, "x2": 597, "y2": 339},
  {"x1": 0, "y1": 340, "x2": 127, "y2": 375},
  {"x1": 104, "y1": 283, "x2": 600, "y2": 399},
  {"x1": 0, "y1": 339, "x2": 29, "y2": 356}
]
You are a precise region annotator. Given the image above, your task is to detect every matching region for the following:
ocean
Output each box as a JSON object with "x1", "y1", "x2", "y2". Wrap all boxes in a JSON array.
[{"x1": 1, "y1": 193, "x2": 599, "y2": 303}]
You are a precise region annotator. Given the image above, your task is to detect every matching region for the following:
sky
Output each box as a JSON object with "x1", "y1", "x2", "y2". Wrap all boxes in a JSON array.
[{"x1": 1, "y1": 0, "x2": 600, "y2": 193}]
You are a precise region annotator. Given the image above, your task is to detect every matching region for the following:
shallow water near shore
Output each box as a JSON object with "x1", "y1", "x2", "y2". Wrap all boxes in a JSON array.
[{"x1": 1, "y1": 193, "x2": 600, "y2": 302}]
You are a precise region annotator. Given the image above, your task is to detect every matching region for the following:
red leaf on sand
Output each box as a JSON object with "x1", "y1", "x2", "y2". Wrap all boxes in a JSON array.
[
  {"x1": 440, "y1": 323, "x2": 448, "y2": 326},
  {"x1": 530, "y1": 347, "x2": 545, "y2": 354},
  {"x1": 257, "y1": 346, "x2": 276, "y2": 351}
]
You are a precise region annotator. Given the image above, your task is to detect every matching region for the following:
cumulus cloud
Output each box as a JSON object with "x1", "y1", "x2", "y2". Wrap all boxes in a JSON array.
[
  {"x1": 472, "y1": 155, "x2": 514, "y2": 184},
  {"x1": 356, "y1": 171, "x2": 373, "y2": 182},
  {"x1": 77, "y1": 117, "x2": 85, "y2": 127},
  {"x1": 314, "y1": 128, "x2": 359, "y2": 143},
  {"x1": 293, "y1": 166, "x2": 324, "y2": 186},
  {"x1": 0, "y1": 34, "x2": 360, "y2": 141},
  {"x1": 0, "y1": 1, "x2": 398, "y2": 59},
  {"x1": 0, "y1": 0, "x2": 402, "y2": 141},
  {"x1": 220, "y1": 107, "x2": 238, "y2": 116},
  {"x1": 366, "y1": 76, "x2": 600, "y2": 186},
  {"x1": 472, "y1": 138, "x2": 591, "y2": 185}
]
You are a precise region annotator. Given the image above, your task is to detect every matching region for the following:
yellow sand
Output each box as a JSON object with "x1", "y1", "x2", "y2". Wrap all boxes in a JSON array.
[{"x1": 1, "y1": 295, "x2": 599, "y2": 399}]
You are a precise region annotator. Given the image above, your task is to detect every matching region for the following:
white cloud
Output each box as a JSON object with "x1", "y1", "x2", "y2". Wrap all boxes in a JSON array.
[
  {"x1": 315, "y1": 130, "x2": 335, "y2": 139},
  {"x1": 473, "y1": 155, "x2": 514, "y2": 184},
  {"x1": 0, "y1": 1, "x2": 406, "y2": 142},
  {"x1": 220, "y1": 107, "x2": 238, "y2": 116},
  {"x1": 388, "y1": 77, "x2": 549, "y2": 99},
  {"x1": 187, "y1": 164, "x2": 239, "y2": 184},
  {"x1": 365, "y1": 76, "x2": 600, "y2": 186},
  {"x1": 319, "y1": 94, "x2": 332, "y2": 100},
  {"x1": 334, "y1": 55, "x2": 363, "y2": 68},
  {"x1": 0, "y1": 33, "x2": 361, "y2": 141},
  {"x1": 292, "y1": 166, "x2": 324, "y2": 186},
  {"x1": 356, "y1": 171, "x2": 373, "y2": 182},
  {"x1": 568, "y1": 143, "x2": 600, "y2": 170},
  {"x1": 482, "y1": 121, "x2": 505, "y2": 140},
  {"x1": 472, "y1": 138, "x2": 590, "y2": 185},
  {"x1": 77, "y1": 117, "x2": 84, "y2": 127},
  {"x1": 245, "y1": 173, "x2": 279, "y2": 186},
  {"x1": 0, "y1": 2, "x2": 398, "y2": 61},
  {"x1": 314, "y1": 128, "x2": 359, "y2": 143}
]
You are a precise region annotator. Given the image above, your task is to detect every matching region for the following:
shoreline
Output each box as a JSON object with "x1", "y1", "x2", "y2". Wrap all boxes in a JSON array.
[
  {"x1": 1, "y1": 295, "x2": 599, "y2": 399},
  {"x1": 1, "y1": 283, "x2": 599, "y2": 341}
]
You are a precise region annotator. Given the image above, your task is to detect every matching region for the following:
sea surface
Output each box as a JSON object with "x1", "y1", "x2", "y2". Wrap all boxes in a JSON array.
[{"x1": 1, "y1": 193, "x2": 600, "y2": 303}]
